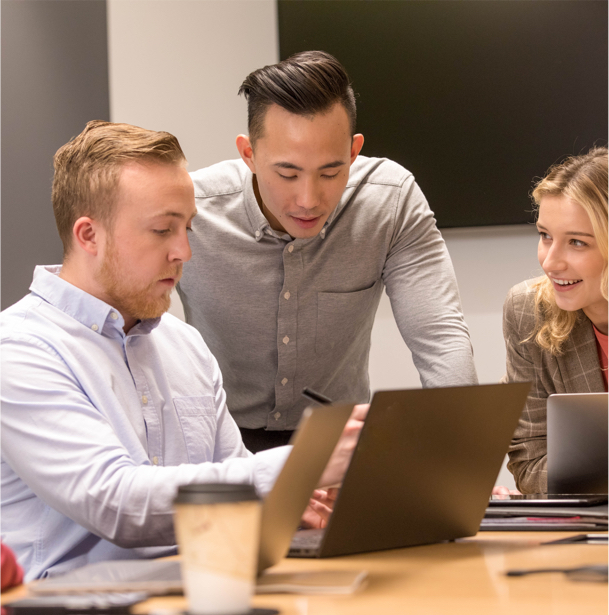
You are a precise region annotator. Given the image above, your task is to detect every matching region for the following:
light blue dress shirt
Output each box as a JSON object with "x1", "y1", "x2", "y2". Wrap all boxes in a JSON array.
[{"x1": 1, "y1": 266, "x2": 289, "y2": 581}]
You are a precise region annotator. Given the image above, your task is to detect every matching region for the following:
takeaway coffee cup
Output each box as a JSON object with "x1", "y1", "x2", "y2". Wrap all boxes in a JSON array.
[{"x1": 174, "y1": 483, "x2": 261, "y2": 615}]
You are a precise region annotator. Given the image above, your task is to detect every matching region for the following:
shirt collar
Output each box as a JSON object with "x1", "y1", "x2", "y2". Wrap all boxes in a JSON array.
[
  {"x1": 242, "y1": 173, "x2": 274, "y2": 242},
  {"x1": 29, "y1": 265, "x2": 161, "y2": 337}
]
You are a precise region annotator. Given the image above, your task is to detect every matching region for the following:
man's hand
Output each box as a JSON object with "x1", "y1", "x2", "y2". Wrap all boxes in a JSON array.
[
  {"x1": 317, "y1": 403, "x2": 368, "y2": 489},
  {"x1": 300, "y1": 488, "x2": 339, "y2": 529}
]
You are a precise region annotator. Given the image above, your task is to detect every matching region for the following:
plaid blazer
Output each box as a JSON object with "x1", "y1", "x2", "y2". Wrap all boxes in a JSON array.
[{"x1": 502, "y1": 278, "x2": 605, "y2": 494}]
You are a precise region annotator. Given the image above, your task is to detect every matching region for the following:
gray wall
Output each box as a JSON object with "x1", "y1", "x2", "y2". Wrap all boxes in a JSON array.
[{"x1": 1, "y1": 0, "x2": 110, "y2": 309}]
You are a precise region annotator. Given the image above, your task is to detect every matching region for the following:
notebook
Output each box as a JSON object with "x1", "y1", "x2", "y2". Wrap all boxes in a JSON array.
[{"x1": 482, "y1": 501, "x2": 608, "y2": 531}]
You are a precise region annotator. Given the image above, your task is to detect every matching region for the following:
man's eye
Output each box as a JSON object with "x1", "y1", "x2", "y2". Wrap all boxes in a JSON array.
[
  {"x1": 278, "y1": 173, "x2": 297, "y2": 180},
  {"x1": 321, "y1": 172, "x2": 340, "y2": 179},
  {"x1": 153, "y1": 229, "x2": 171, "y2": 235}
]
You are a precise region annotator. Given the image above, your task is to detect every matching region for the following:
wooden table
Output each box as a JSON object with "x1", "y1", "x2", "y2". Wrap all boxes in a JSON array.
[{"x1": 2, "y1": 532, "x2": 607, "y2": 615}]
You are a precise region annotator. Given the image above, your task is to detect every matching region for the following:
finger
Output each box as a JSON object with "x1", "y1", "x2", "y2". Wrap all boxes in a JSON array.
[
  {"x1": 309, "y1": 498, "x2": 333, "y2": 520},
  {"x1": 309, "y1": 489, "x2": 336, "y2": 508},
  {"x1": 349, "y1": 403, "x2": 369, "y2": 422},
  {"x1": 492, "y1": 486, "x2": 510, "y2": 495},
  {"x1": 300, "y1": 506, "x2": 322, "y2": 529}
]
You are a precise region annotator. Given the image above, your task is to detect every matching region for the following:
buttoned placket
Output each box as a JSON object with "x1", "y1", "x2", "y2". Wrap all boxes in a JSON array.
[
  {"x1": 271, "y1": 239, "x2": 302, "y2": 428},
  {"x1": 124, "y1": 334, "x2": 163, "y2": 466}
]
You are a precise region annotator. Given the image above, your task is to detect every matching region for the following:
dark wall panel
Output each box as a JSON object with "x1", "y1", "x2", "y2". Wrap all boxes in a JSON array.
[
  {"x1": 278, "y1": 0, "x2": 608, "y2": 228},
  {"x1": 2, "y1": 0, "x2": 110, "y2": 309}
]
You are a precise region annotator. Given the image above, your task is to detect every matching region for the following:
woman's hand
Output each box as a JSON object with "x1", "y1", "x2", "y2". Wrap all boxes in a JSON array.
[{"x1": 492, "y1": 485, "x2": 522, "y2": 496}]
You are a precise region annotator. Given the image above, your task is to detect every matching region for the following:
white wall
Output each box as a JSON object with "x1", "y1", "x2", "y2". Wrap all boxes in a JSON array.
[
  {"x1": 108, "y1": 0, "x2": 278, "y2": 170},
  {"x1": 108, "y1": 0, "x2": 543, "y2": 489},
  {"x1": 370, "y1": 225, "x2": 541, "y2": 392}
]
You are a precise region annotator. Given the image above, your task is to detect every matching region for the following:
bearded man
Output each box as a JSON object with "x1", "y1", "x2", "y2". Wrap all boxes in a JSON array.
[{"x1": 0, "y1": 121, "x2": 362, "y2": 581}]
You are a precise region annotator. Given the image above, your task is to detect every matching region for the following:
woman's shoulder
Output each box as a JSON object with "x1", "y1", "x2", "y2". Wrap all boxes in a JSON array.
[
  {"x1": 503, "y1": 277, "x2": 545, "y2": 334},
  {"x1": 505, "y1": 277, "x2": 543, "y2": 310}
]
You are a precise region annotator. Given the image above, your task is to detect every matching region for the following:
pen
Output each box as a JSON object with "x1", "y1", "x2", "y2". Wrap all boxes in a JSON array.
[
  {"x1": 302, "y1": 387, "x2": 333, "y2": 406},
  {"x1": 543, "y1": 533, "x2": 608, "y2": 545}
]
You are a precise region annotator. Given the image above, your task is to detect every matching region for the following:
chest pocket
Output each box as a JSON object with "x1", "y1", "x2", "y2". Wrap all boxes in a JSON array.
[
  {"x1": 315, "y1": 280, "x2": 382, "y2": 355},
  {"x1": 174, "y1": 396, "x2": 217, "y2": 464}
]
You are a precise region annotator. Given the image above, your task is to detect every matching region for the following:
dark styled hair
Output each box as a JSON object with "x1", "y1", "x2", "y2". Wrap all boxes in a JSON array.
[
  {"x1": 53, "y1": 120, "x2": 186, "y2": 256},
  {"x1": 238, "y1": 50, "x2": 357, "y2": 144}
]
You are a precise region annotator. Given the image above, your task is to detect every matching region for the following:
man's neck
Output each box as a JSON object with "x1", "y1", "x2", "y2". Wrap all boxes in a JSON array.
[{"x1": 59, "y1": 260, "x2": 137, "y2": 333}]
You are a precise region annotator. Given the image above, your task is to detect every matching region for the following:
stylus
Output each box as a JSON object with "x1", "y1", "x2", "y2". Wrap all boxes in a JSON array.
[{"x1": 302, "y1": 387, "x2": 333, "y2": 406}]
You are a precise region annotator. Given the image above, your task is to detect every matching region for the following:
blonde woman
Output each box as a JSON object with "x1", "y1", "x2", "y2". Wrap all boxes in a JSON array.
[{"x1": 503, "y1": 147, "x2": 608, "y2": 494}]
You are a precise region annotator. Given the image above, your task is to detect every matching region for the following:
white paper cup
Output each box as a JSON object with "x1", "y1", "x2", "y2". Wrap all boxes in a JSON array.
[{"x1": 174, "y1": 483, "x2": 261, "y2": 615}]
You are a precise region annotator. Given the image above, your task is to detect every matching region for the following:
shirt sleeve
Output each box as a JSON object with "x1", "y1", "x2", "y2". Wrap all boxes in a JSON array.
[
  {"x1": 1, "y1": 336, "x2": 290, "y2": 550},
  {"x1": 501, "y1": 289, "x2": 548, "y2": 493},
  {"x1": 383, "y1": 178, "x2": 478, "y2": 387}
]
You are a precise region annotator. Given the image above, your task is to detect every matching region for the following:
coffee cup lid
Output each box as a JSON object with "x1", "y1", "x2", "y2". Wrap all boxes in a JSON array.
[{"x1": 174, "y1": 483, "x2": 259, "y2": 505}]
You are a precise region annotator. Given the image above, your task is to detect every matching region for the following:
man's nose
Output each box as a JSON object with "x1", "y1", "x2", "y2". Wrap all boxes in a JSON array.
[
  {"x1": 171, "y1": 232, "x2": 192, "y2": 262},
  {"x1": 297, "y1": 178, "x2": 322, "y2": 211}
]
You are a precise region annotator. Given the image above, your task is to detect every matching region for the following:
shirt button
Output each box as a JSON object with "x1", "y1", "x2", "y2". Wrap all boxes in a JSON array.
[
  {"x1": 288, "y1": 245, "x2": 294, "y2": 253},
  {"x1": 142, "y1": 396, "x2": 148, "y2": 405},
  {"x1": 255, "y1": 231, "x2": 261, "y2": 238},
  {"x1": 274, "y1": 412, "x2": 281, "y2": 420},
  {"x1": 91, "y1": 324, "x2": 99, "y2": 331},
  {"x1": 284, "y1": 291, "x2": 291, "y2": 300},
  {"x1": 152, "y1": 456, "x2": 159, "y2": 465},
  {"x1": 283, "y1": 336, "x2": 289, "y2": 345},
  {"x1": 110, "y1": 312, "x2": 119, "y2": 320},
  {"x1": 281, "y1": 378, "x2": 288, "y2": 386}
]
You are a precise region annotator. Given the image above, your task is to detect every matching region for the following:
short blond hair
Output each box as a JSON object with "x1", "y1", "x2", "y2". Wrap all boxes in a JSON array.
[
  {"x1": 52, "y1": 120, "x2": 186, "y2": 255},
  {"x1": 529, "y1": 147, "x2": 608, "y2": 354}
]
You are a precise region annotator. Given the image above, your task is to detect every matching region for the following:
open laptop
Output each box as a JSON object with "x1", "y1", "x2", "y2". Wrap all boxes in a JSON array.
[
  {"x1": 289, "y1": 383, "x2": 530, "y2": 557},
  {"x1": 30, "y1": 403, "x2": 353, "y2": 595},
  {"x1": 548, "y1": 392, "x2": 608, "y2": 494},
  {"x1": 31, "y1": 382, "x2": 530, "y2": 593}
]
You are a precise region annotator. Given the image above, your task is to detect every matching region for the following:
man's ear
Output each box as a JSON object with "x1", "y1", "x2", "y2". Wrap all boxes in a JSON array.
[
  {"x1": 72, "y1": 217, "x2": 102, "y2": 256},
  {"x1": 236, "y1": 134, "x2": 256, "y2": 174},
  {"x1": 350, "y1": 134, "x2": 365, "y2": 164}
]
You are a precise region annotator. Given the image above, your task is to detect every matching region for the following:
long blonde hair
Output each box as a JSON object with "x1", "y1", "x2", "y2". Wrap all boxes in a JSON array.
[{"x1": 529, "y1": 147, "x2": 608, "y2": 355}]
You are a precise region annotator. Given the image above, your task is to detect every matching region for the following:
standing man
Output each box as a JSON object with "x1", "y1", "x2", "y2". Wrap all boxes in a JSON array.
[{"x1": 179, "y1": 51, "x2": 477, "y2": 453}]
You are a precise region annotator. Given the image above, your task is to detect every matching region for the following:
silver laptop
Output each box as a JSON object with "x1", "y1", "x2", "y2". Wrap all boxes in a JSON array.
[
  {"x1": 547, "y1": 393, "x2": 608, "y2": 494},
  {"x1": 289, "y1": 383, "x2": 531, "y2": 558}
]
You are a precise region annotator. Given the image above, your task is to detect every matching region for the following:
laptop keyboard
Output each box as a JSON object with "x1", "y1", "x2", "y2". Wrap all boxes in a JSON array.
[{"x1": 290, "y1": 528, "x2": 324, "y2": 550}]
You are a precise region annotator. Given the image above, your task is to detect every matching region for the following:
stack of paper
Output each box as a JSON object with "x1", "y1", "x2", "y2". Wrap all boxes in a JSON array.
[{"x1": 481, "y1": 503, "x2": 608, "y2": 531}]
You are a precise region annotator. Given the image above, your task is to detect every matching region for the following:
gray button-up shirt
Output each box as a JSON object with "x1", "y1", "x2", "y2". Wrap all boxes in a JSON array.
[{"x1": 179, "y1": 156, "x2": 477, "y2": 430}]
